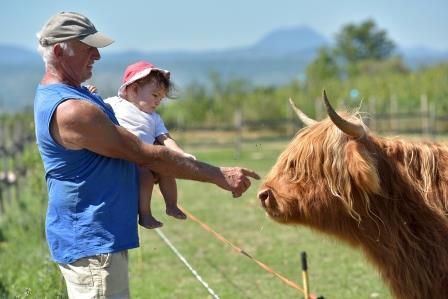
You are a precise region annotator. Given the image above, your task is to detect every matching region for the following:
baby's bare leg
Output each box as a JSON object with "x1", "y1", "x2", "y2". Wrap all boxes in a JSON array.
[
  {"x1": 138, "y1": 167, "x2": 163, "y2": 229},
  {"x1": 158, "y1": 175, "x2": 186, "y2": 220}
]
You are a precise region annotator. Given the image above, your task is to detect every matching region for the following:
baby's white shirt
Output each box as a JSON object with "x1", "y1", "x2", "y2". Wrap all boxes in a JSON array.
[{"x1": 104, "y1": 96, "x2": 168, "y2": 144}]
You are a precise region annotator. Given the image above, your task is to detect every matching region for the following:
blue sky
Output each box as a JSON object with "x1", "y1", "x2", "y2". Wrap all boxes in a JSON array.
[{"x1": 2, "y1": 0, "x2": 447, "y2": 53}]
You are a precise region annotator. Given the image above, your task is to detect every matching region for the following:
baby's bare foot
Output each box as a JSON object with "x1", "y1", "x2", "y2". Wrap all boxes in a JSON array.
[
  {"x1": 166, "y1": 206, "x2": 187, "y2": 220},
  {"x1": 139, "y1": 214, "x2": 163, "y2": 229}
]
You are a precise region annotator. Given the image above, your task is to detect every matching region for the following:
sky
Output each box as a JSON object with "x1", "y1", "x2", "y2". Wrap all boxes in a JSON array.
[{"x1": 1, "y1": 0, "x2": 448, "y2": 53}]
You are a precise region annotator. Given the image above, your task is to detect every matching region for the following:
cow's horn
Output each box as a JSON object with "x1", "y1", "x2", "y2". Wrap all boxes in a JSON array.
[
  {"x1": 323, "y1": 90, "x2": 365, "y2": 138},
  {"x1": 288, "y1": 98, "x2": 317, "y2": 126}
]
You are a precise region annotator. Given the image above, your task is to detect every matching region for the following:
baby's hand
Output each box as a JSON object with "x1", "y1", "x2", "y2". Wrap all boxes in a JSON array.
[
  {"x1": 183, "y1": 153, "x2": 196, "y2": 160},
  {"x1": 86, "y1": 84, "x2": 98, "y2": 93}
]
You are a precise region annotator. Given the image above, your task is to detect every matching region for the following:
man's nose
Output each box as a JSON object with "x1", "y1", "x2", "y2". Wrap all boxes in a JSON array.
[{"x1": 93, "y1": 47, "x2": 101, "y2": 61}]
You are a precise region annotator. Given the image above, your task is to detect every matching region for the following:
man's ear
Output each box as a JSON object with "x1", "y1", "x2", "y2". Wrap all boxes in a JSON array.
[{"x1": 53, "y1": 43, "x2": 64, "y2": 57}]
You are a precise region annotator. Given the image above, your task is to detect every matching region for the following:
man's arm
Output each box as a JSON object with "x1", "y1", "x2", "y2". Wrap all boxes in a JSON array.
[{"x1": 50, "y1": 99, "x2": 259, "y2": 196}]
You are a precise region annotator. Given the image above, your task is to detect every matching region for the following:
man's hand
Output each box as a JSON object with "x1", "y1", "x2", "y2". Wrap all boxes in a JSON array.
[{"x1": 218, "y1": 167, "x2": 260, "y2": 198}]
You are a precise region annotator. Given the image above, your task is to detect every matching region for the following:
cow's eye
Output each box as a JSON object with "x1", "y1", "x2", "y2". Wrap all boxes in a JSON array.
[{"x1": 288, "y1": 160, "x2": 296, "y2": 169}]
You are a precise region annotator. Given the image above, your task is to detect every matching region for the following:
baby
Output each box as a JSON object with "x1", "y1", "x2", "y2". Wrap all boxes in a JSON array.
[{"x1": 90, "y1": 61, "x2": 195, "y2": 229}]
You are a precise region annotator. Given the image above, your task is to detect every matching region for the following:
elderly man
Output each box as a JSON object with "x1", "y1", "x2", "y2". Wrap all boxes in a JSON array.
[{"x1": 34, "y1": 11, "x2": 259, "y2": 298}]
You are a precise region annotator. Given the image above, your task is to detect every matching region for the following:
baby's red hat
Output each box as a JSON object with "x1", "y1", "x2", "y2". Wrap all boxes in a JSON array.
[{"x1": 118, "y1": 61, "x2": 170, "y2": 97}]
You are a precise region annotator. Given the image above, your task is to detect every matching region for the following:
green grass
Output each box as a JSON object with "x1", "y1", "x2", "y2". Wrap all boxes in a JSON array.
[
  {"x1": 0, "y1": 175, "x2": 67, "y2": 298},
  {"x1": 0, "y1": 141, "x2": 392, "y2": 299}
]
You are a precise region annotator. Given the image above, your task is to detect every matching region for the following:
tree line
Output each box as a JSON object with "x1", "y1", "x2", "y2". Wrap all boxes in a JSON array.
[
  {"x1": 157, "y1": 20, "x2": 447, "y2": 129},
  {"x1": 3, "y1": 19, "x2": 448, "y2": 132}
]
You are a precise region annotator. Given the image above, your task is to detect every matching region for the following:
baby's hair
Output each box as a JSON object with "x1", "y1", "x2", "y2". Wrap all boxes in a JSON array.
[{"x1": 131, "y1": 70, "x2": 177, "y2": 99}]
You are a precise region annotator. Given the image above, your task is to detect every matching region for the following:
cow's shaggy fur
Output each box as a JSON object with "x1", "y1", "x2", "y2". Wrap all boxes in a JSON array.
[{"x1": 259, "y1": 111, "x2": 448, "y2": 299}]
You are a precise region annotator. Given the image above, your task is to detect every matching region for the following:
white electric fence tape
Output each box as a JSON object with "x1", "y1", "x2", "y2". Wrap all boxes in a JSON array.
[{"x1": 155, "y1": 228, "x2": 221, "y2": 299}]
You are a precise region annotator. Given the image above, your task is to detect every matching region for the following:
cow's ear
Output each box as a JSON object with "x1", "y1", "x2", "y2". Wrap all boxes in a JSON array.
[{"x1": 345, "y1": 140, "x2": 380, "y2": 194}]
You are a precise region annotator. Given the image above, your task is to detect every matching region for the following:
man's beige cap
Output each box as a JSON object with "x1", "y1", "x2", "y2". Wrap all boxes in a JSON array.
[{"x1": 38, "y1": 11, "x2": 114, "y2": 48}]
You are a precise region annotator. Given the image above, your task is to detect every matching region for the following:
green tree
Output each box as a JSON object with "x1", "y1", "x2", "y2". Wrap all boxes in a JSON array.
[
  {"x1": 335, "y1": 19, "x2": 395, "y2": 64},
  {"x1": 305, "y1": 19, "x2": 399, "y2": 82}
]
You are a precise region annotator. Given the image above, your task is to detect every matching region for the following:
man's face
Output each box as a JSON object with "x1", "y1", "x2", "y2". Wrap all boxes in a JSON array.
[{"x1": 59, "y1": 40, "x2": 100, "y2": 86}]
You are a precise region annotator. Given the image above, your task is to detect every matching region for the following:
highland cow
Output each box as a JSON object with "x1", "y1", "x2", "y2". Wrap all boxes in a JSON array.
[{"x1": 258, "y1": 91, "x2": 448, "y2": 299}]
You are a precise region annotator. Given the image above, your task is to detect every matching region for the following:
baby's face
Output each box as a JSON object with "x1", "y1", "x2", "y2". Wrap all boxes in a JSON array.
[{"x1": 134, "y1": 82, "x2": 167, "y2": 113}]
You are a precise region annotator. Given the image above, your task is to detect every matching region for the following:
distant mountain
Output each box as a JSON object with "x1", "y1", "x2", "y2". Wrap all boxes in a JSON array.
[
  {"x1": 398, "y1": 46, "x2": 448, "y2": 68},
  {"x1": 1, "y1": 26, "x2": 448, "y2": 112},
  {"x1": 249, "y1": 26, "x2": 330, "y2": 54},
  {"x1": 101, "y1": 26, "x2": 328, "y2": 62}
]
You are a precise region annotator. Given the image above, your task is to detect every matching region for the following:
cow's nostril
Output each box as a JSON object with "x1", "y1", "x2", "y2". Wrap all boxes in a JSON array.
[{"x1": 258, "y1": 188, "x2": 270, "y2": 202}]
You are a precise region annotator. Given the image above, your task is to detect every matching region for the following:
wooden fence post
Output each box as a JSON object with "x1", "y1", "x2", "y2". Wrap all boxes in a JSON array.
[
  {"x1": 429, "y1": 101, "x2": 436, "y2": 139},
  {"x1": 420, "y1": 94, "x2": 429, "y2": 136},
  {"x1": 234, "y1": 108, "x2": 243, "y2": 159},
  {"x1": 301, "y1": 251, "x2": 310, "y2": 299},
  {"x1": 176, "y1": 113, "x2": 186, "y2": 147},
  {"x1": 389, "y1": 95, "x2": 398, "y2": 134}
]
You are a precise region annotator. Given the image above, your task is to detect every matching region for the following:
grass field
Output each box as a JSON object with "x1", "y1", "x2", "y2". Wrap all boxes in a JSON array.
[{"x1": 0, "y1": 140, "x2": 392, "y2": 299}]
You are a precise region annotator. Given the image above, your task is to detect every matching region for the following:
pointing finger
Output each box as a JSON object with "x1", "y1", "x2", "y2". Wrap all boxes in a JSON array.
[{"x1": 241, "y1": 168, "x2": 260, "y2": 180}]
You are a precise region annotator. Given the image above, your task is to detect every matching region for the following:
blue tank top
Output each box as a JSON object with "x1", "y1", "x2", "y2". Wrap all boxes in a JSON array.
[{"x1": 34, "y1": 83, "x2": 139, "y2": 264}]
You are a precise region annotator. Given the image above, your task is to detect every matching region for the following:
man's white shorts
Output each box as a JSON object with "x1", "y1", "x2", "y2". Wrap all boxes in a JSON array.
[{"x1": 58, "y1": 250, "x2": 130, "y2": 299}]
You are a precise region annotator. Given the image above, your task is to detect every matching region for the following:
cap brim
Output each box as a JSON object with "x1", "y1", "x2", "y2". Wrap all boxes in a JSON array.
[{"x1": 80, "y1": 32, "x2": 114, "y2": 48}]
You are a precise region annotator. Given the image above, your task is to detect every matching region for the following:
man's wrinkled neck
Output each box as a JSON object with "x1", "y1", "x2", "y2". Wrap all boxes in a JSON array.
[{"x1": 40, "y1": 66, "x2": 81, "y2": 88}]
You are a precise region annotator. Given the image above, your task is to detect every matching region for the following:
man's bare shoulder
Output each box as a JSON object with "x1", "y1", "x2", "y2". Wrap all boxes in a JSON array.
[
  {"x1": 52, "y1": 99, "x2": 110, "y2": 149},
  {"x1": 55, "y1": 99, "x2": 103, "y2": 125}
]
